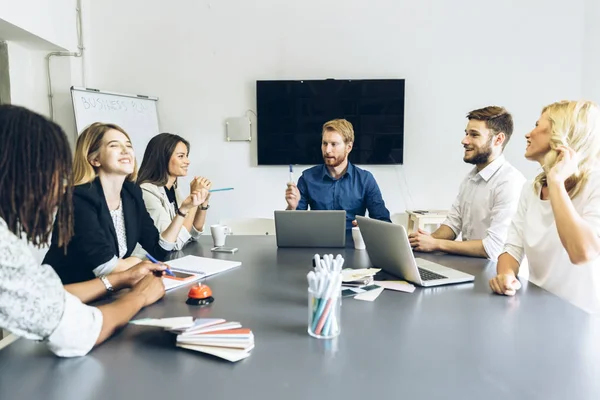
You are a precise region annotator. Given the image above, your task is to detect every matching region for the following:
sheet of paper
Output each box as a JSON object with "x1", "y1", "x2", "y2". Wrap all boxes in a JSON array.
[
  {"x1": 354, "y1": 287, "x2": 384, "y2": 302},
  {"x1": 129, "y1": 317, "x2": 194, "y2": 329},
  {"x1": 166, "y1": 255, "x2": 241, "y2": 276},
  {"x1": 341, "y1": 268, "x2": 381, "y2": 282},
  {"x1": 177, "y1": 344, "x2": 252, "y2": 362},
  {"x1": 374, "y1": 280, "x2": 416, "y2": 293},
  {"x1": 162, "y1": 255, "x2": 242, "y2": 291}
]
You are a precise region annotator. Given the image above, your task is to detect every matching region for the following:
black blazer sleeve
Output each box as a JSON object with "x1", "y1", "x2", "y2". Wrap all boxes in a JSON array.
[
  {"x1": 44, "y1": 182, "x2": 118, "y2": 284},
  {"x1": 125, "y1": 182, "x2": 169, "y2": 261}
]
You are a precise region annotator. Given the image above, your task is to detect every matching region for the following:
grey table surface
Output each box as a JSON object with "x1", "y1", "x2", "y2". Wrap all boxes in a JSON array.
[{"x1": 1, "y1": 236, "x2": 600, "y2": 400}]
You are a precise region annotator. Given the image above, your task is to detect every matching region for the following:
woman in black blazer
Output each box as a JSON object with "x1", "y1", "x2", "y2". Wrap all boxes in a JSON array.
[{"x1": 44, "y1": 123, "x2": 208, "y2": 284}]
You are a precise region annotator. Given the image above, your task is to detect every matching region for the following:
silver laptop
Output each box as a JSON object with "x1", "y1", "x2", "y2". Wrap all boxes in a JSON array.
[
  {"x1": 274, "y1": 210, "x2": 346, "y2": 248},
  {"x1": 356, "y1": 216, "x2": 474, "y2": 287}
]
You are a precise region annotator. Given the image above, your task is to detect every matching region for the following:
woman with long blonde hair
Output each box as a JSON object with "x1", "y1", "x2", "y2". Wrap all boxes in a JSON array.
[
  {"x1": 490, "y1": 100, "x2": 600, "y2": 313},
  {"x1": 44, "y1": 123, "x2": 208, "y2": 284}
]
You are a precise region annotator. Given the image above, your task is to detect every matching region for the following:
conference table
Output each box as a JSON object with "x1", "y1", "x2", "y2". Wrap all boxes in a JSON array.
[{"x1": 1, "y1": 236, "x2": 600, "y2": 400}]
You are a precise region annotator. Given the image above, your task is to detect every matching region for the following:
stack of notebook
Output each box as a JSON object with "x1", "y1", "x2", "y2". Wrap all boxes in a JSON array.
[{"x1": 130, "y1": 317, "x2": 254, "y2": 362}]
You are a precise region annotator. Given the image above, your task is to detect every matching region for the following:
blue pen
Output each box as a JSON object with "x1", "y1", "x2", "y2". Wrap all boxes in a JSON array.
[
  {"x1": 209, "y1": 187, "x2": 234, "y2": 193},
  {"x1": 146, "y1": 253, "x2": 175, "y2": 277}
]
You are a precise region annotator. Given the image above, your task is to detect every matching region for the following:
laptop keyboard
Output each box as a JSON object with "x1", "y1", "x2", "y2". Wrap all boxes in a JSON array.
[{"x1": 417, "y1": 267, "x2": 448, "y2": 281}]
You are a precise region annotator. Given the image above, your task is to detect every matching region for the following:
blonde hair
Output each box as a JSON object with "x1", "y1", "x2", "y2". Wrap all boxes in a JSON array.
[
  {"x1": 322, "y1": 119, "x2": 354, "y2": 143},
  {"x1": 73, "y1": 122, "x2": 138, "y2": 185},
  {"x1": 535, "y1": 100, "x2": 600, "y2": 198}
]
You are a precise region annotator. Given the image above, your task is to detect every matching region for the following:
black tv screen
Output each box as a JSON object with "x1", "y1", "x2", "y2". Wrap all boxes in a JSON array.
[{"x1": 256, "y1": 79, "x2": 405, "y2": 165}]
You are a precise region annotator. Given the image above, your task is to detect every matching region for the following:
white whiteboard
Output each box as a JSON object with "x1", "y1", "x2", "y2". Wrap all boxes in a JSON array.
[{"x1": 71, "y1": 86, "x2": 160, "y2": 163}]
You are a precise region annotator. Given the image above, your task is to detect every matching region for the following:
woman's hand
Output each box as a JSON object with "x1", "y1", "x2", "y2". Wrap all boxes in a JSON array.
[
  {"x1": 191, "y1": 176, "x2": 212, "y2": 206},
  {"x1": 129, "y1": 274, "x2": 166, "y2": 307},
  {"x1": 180, "y1": 189, "x2": 209, "y2": 213},
  {"x1": 547, "y1": 145, "x2": 579, "y2": 184},
  {"x1": 121, "y1": 260, "x2": 167, "y2": 288}
]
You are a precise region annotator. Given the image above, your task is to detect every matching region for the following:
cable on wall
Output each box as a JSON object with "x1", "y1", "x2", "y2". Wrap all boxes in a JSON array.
[{"x1": 45, "y1": 0, "x2": 85, "y2": 120}]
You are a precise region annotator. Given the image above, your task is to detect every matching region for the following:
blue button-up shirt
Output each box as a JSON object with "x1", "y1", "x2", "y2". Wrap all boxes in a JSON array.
[{"x1": 296, "y1": 163, "x2": 391, "y2": 230}]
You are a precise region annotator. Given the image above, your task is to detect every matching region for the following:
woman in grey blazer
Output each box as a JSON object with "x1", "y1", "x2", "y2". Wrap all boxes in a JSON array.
[{"x1": 137, "y1": 133, "x2": 212, "y2": 250}]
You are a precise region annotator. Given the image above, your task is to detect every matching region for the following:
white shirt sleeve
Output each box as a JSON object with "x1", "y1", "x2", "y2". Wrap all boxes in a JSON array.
[
  {"x1": 0, "y1": 220, "x2": 102, "y2": 357},
  {"x1": 580, "y1": 171, "x2": 600, "y2": 236},
  {"x1": 46, "y1": 291, "x2": 103, "y2": 357},
  {"x1": 442, "y1": 178, "x2": 466, "y2": 237},
  {"x1": 502, "y1": 182, "x2": 530, "y2": 264},
  {"x1": 481, "y1": 177, "x2": 526, "y2": 260},
  {"x1": 92, "y1": 256, "x2": 119, "y2": 276}
]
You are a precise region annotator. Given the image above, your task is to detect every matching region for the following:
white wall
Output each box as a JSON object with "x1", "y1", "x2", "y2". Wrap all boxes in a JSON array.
[
  {"x1": 83, "y1": 0, "x2": 584, "y2": 227},
  {"x1": 0, "y1": 0, "x2": 77, "y2": 51},
  {"x1": 583, "y1": 0, "x2": 600, "y2": 103},
  {"x1": 0, "y1": 0, "x2": 81, "y2": 144}
]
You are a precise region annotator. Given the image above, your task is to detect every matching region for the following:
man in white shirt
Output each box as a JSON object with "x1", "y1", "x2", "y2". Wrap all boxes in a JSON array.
[{"x1": 408, "y1": 106, "x2": 526, "y2": 260}]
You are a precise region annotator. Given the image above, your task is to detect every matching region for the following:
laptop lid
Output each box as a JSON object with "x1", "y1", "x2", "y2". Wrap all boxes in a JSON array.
[
  {"x1": 355, "y1": 216, "x2": 423, "y2": 284},
  {"x1": 356, "y1": 216, "x2": 474, "y2": 287},
  {"x1": 274, "y1": 210, "x2": 346, "y2": 248}
]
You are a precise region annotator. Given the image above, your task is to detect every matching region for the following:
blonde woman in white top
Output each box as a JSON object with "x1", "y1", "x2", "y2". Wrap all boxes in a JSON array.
[
  {"x1": 137, "y1": 133, "x2": 212, "y2": 250},
  {"x1": 490, "y1": 100, "x2": 600, "y2": 313}
]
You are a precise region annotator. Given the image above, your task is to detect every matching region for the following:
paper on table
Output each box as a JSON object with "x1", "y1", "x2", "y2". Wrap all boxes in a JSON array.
[
  {"x1": 162, "y1": 255, "x2": 242, "y2": 291},
  {"x1": 374, "y1": 280, "x2": 416, "y2": 293},
  {"x1": 341, "y1": 268, "x2": 381, "y2": 282},
  {"x1": 129, "y1": 317, "x2": 194, "y2": 329},
  {"x1": 177, "y1": 343, "x2": 252, "y2": 362},
  {"x1": 354, "y1": 287, "x2": 384, "y2": 301},
  {"x1": 166, "y1": 255, "x2": 241, "y2": 276}
]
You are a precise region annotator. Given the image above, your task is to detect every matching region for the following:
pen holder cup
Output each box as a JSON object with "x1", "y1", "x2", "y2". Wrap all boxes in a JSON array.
[{"x1": 308, "y1": 288, "x2": 341, "y2": 339}]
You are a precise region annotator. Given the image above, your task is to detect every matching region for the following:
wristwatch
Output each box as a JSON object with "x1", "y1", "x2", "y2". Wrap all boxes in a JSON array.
[
  {"x1": 177, "y1": 208, "x2": 188, "y2": 217},
  {"x1": 99, "y1": 275, "x2": 114, "y2": 292},
  {"x1": 199, "y1": 204, "x2": 210, "y2": 210}
]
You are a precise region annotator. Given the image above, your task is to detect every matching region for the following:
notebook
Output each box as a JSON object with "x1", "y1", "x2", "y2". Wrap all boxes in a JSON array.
[
  {"x1": 130, "y1": 317, "x2": 254, "y2": 362},
  {"x1": 162, "y1": 255, "x2": 242, "y2": 291}
]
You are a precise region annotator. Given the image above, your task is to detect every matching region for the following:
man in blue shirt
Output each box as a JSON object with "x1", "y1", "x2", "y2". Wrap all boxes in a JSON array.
[{"x1": 285, "y1": 119, "x2": 391, "y2": 230}]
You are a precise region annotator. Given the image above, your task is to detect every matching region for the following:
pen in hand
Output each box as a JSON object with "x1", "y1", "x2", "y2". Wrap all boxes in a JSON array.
[
  {"x1": 145, "y1": 253, "x2": 176, "y2": 277},
  {"x1": 289, "y1": 164, "x2": 294, "y2": 184}
]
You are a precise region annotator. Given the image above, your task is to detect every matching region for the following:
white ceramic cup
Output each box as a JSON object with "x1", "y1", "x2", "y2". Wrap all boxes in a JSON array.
[
  {"x1": 351, "y1": 227, "x2": 366, "y2": 250},
  {"x1": 210, "y1": 224, "x2": 231, "y2": 247}
]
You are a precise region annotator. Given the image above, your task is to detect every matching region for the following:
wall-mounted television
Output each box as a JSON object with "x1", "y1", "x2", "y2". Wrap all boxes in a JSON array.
[{"x1": 256, "y1": 79, "x2": 405, "y2": 165}]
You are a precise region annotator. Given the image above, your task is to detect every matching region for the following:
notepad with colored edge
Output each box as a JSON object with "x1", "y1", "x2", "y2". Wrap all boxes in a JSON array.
[
  {"x1": 168, "y1": 318, "x2": 226, "y2": 334},
  {"x1": 177, "y1": 343, "x2": 253, "y2": 362},
  {"x1": 188, "y1": 328, "x2": 253, "y2": 339},
  {"x1": 176, "y1": 338, "x2": 254, "y2": 350},
  {"x1": 177, "y1": 321, "x2": 242, "y2": 336}
]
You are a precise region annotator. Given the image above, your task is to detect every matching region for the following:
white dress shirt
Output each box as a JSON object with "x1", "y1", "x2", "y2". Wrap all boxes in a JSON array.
[
  {"x1": 442, "y1": 155, "x2": 526, "y2": 260},
  {"x1": 0, "y1": 218, "x2": 102, "y2": 357},
  {"x1": 504, "y1": 171, "x2": 600, "y2": 314}
]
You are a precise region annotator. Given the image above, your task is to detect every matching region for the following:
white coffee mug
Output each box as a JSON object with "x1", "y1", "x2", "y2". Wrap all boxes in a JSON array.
[
  {"x1": 210, "y1": 224, "x2": 231, "y2": 247},
  {"x1": 352, "y1": 227, "x2": 366, "y2": 250}
]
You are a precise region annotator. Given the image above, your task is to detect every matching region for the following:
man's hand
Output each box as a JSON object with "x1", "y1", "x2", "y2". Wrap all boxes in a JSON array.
[
  {"x1": 489, "y1": 273, "x2": 522, "y2": 296},
  {"x1": 285, "y1": 183, "x2": 300, "y2": 210},
  {"x1": 408, "y1": 229, "x2": 439, "y2": 252}
]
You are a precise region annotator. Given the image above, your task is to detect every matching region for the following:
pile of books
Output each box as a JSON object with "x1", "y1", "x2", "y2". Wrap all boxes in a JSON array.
[{"x1": 130, "y1": 316, "x2": 254, "y2": 362}]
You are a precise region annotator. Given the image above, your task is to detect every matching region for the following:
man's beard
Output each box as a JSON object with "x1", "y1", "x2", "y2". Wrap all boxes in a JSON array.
[
  {"x1": 323, "y1": 154, "x2": 346, "y2": 168},
  {"x1": 464, "y1": 146, "x2": 492, "y2": 165}
]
